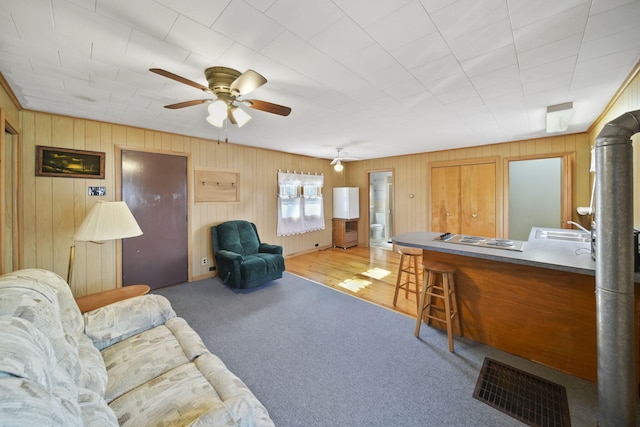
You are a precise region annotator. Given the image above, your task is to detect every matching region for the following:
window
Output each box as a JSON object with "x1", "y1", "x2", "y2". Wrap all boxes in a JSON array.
[{"x1": 277, "y1": 171, "x2": 325, "y2": 236}]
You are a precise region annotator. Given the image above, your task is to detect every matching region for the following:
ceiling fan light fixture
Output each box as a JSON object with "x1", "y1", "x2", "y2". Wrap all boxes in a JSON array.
[
  {"x1": 206, "y1": 115, "x2": 224, "y2": 128},
  {"x1": 231, "y1": 107, "x2": 251, "y2": 127},
  {"x1": 207, "y1": 100, "x2": 228, "y2": 120},
  {"x1": 334, "y1": 160, "x2": 344, "y2": 172}
]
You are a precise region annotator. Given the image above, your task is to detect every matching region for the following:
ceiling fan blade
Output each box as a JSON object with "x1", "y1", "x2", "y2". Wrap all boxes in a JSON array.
[
  {"x1": 245, "y1": 99, "x2": 292, "y2": 116},
  {"x1": 231, "y1": 70, "x2": 267, "y2": 96},
  {"x1": 227, "y1": 108, "x2": 237, "y2": 125},
  {"x1": 330, "y1": 158, "x2": 338, "y2": 165},
  {"x1": 150, "y1": 68, "x2": 211, "y2": 93},
  {"x1": 164, "y1": 99, "x2": 209, "y2": 109}
]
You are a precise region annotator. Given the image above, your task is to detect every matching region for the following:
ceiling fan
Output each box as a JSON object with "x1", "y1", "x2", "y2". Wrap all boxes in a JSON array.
[
  {"x1": 150, "y1": 66, "x2": 291, "y2": 128},
  {"x1": 330, "y1": 148, "x2": 361, "y2": 171}
]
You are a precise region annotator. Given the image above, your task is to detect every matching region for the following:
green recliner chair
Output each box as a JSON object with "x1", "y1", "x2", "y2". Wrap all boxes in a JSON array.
[{"x1": 211, "y1": 220, "x2": 285, "y2": 289}]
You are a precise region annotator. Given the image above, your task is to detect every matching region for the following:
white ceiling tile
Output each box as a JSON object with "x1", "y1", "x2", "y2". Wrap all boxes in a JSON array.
[
  {"x1": 244, "y1": 0, "x2": 277, "y2": 12},
  {"x1": 367, "y1": 64, "x2": 420, "y2": 97},
  {"x1": 341, "y1": 43, "x2": 398, "y2": 75},
  {"x1": 590, "y1": 0, "x2": 636, "y2": 15},
  {"x1": 212, "y1": 1, "x2": 284, "y2": 51},
  {"x1": 517, "y1": 34, "x2": 582, "y2": 70},
  {"x1": 155, "y1": 0, "x2": 229, "y2": 27},
  {"x1": 461, "y1": 44, "x2": 517, "y2": 77},
  {"x1": 419, "y1": 0, "x2": 457, "y2": 13},
  {"x1": 432, "y1": 0, "x2": 508, "y2": 41},
  {"x1": 125, "y1": 30, "x2": 191, "y2": 72},
  {"x1": 433, "y1": 81, "x2": 479, "y2": 104},
  {"x1": 579, "y1": 27, "x2": 640, "y2": 62},
  {"x1": 572, "y1": 48, "x2": 640, "y2": 90},
  {"x1": 265, "y1": 0, "x2": 343, "y2": 40},
  {"x1": 412, "y1": 54, "x2": 464, "y2": 86},
  {"x1": 520, "y1": 56, "x2": 577, "y2": 85},
  {"x1": 470, "y1": 64, "x2": 521, "y2": 90},
  {"x1": 331, "y1": 0, "x2": 413, "y2": 28},
  {"x1": 2, "y1": 0, "x2": 639, "y2": 160},
  {"x1": 165, "y1": 15, "x2": 234, "y2": 61},
  {"x1": 310, "y1": 17, "x2": 375, "y2": 61},
  {"x1": 513, "y1": 4, "x2": 589, "y2": 52},
  {"x1": 365, "y1": 1, "x2": 437, "y2": 51},
  {"x1": 522, "y1": 73, "x2": 572, "y2": 97},
  {"x1": 96, "y1": 0, "x2": 178, "y2": 40},
  {"x1": 583, "y1": 1, "x2": 640, "y2": 42},
  {"x1": 507, "y1": 0, "x2": 590, "y2": 29},
  {"x1": 390, "y1": 32, "x2": 451, "y2": 70},
  {"x1": 447, "y1": 17, "x2": 512, "y2": 61}
]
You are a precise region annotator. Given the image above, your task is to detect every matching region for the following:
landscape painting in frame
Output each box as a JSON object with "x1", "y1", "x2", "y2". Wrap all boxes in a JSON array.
[{"x1": 36, "y1": 146, "x2": 105, "y2": 179}]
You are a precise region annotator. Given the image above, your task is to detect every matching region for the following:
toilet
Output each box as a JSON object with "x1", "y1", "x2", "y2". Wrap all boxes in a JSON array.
[{"x1": 371, "y1": 213, "x2": 385, "y2": 240}]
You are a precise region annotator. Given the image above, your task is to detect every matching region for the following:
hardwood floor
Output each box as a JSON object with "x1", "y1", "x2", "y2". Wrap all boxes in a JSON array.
[{"x1": 286, "y1": 245, "x2": 420, "y2": 319}]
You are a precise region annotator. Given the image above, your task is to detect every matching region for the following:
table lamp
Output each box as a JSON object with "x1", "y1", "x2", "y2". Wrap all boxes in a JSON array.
[{"x1": 67, "y1": 200, "x2": 143, "y2": 286}]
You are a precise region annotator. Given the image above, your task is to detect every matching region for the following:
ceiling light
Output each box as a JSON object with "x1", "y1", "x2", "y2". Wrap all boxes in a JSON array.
[
  {"x1": 546, "y1": 102, "x2": 573, "y2": 133},
  {"x1": 206, "y1": 115, "x2": 224, "y2": 128},
  {"x1": 231, "y1": 107, "x2": 251, "y2": 127},
  {"x1": 334, "y1": 160, "x2": 344, "y2": 172},
  {"x1": 207, "y1": 100, "x2": 227, "y2": 120}
]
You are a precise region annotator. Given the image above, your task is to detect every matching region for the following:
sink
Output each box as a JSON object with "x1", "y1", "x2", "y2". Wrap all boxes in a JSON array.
[{"x1": 534, "y1": 229, "x2": 591, "y2": 243}]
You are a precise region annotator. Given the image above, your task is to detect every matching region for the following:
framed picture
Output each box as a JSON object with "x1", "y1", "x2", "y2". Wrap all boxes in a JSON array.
[{"x1": 36, "y1": 146, "x2": 105, "y2": 179}]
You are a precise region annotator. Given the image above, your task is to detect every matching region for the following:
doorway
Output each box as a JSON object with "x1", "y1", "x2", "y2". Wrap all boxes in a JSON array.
[
  {"x1": 505, "y1": 154, "x2": 572, "y2": 241},
  {"x1": 120, "y1": 149, "x2": 189, "y2": 290},
  {"x1": 1, "y1": 110, "x2": 20, "y2": 274},
  {"x1": 369, "y1": 170, "x2": 393, "y2": 249}
]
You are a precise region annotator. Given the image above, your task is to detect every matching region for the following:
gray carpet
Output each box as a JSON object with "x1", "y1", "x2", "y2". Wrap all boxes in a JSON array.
[{"x1": 154, "y1": 272, "x2": 598, "y2": 426}]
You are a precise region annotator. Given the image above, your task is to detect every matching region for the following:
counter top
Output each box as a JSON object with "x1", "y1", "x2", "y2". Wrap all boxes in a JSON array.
[{"x1": 392, "y1": 228, "x2": 596, "y2": 276}]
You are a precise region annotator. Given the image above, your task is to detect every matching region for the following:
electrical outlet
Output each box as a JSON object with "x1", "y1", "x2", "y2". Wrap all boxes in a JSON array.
[{"x1": 201, "y1": 257, "x2": 208, "y2": 266}]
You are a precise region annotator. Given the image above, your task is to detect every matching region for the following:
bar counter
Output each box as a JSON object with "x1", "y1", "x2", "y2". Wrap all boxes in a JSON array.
[{"x1": 393, "y1": 229, "x2": 640, "y2": 386}]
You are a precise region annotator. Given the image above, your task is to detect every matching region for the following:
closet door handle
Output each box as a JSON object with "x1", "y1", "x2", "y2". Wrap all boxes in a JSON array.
[{"x1": 472, "y1": 213, "x2": 478, "y2": 218}]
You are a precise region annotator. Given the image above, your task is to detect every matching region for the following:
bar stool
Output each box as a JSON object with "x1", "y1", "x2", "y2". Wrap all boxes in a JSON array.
[
  {"x1": 393, "y1": 246, "x2": 422, "y2": 313},
  {"x1": 414, "y1": 259, "x2": 461, "y2": 352}
]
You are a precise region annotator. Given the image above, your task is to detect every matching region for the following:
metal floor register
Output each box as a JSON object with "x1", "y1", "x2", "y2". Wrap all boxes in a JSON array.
[{"x1": 473, "y1": 358, "x2": 571, "y2": 427}]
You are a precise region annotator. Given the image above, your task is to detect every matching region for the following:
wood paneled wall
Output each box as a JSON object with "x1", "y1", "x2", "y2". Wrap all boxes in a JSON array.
[
  {"x1": 344, "y1": 133, "x2": 591, "y2": 242},
  {"x1": 3, "y1": 63, "x2": 640, "y2": 296},
  {"x1": 18, "y1": 111, "x2": 345, "y2": 297},
  {"x1": 588, "y1": 65, "x2": 640, "y2": 226}
]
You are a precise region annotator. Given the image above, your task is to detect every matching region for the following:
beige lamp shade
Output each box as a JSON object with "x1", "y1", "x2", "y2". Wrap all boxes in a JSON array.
[{"x1": 74, "y1": 200, "x2": 142, "y2": 242}]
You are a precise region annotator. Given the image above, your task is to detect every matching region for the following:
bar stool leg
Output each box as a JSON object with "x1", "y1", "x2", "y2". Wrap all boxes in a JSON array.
[
  {"x1": 442, "y1": 273, "x2": 454, "y2": 352},
  {"x1": 414, "y1": 269, "x2": 432, "y2": 336},
  {"x1": 412, "y1": 254, "x2": 421, "y2": 313},
  {"x1": 393, "y1": 253, "x2": 406, "y2": 307}
]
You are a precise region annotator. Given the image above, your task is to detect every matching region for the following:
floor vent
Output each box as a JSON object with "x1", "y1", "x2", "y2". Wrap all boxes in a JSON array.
[{"x1": 473, "y1": 358, "x2": 571, "y2": 427}]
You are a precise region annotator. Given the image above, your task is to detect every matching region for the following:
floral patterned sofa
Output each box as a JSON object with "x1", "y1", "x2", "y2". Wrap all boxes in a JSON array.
[{"x1": 0, "y1": 269, "x2": 274, "y2": 426}]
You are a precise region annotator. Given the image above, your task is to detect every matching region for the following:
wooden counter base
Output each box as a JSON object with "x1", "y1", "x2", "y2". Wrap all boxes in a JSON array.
[{"x1": 423, "y1": 250, "x2": 640, "y2": 385}]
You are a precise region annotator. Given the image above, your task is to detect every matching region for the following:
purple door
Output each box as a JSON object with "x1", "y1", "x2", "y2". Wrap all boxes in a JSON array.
[{"x1": 121, "y1": 150, "x2": 188, "y2": 289}]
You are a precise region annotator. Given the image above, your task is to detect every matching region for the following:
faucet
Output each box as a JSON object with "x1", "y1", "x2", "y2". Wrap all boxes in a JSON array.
[{"x1": 567, "y1": 221, "x2": 590, "y2": 232}]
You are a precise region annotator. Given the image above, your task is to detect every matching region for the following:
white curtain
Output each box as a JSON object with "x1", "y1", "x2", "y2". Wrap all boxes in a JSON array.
[{"x1": 277, "y1": 171, "x2": 325, "y2": 236}]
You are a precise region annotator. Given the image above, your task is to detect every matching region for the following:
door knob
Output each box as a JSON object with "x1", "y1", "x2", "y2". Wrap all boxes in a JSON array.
[{"x1": 472, "y1": 213, "x2": 478, "y2": 218}]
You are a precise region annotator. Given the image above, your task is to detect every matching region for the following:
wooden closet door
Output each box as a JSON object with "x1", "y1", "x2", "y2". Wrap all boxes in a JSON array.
[
  {"x1": 431, "y1": 166, "x2": 460, "y2": 233},
  {"x1": 460, "y1": 163, "x2": 496, "y2": 237}
]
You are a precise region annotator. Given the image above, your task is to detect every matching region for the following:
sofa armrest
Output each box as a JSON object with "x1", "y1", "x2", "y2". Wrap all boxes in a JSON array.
[
  {"x1": 259, "y1": 243, "x2": 283, "y2": 255},
  {"x1": 84, "y1": 294, "x2": 175, "y2": 350}
]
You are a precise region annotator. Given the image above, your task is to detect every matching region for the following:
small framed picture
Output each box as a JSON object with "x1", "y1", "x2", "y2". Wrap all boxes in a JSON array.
[{"x1": 36, "y1": 146, "x2": 105, "y2": 179}]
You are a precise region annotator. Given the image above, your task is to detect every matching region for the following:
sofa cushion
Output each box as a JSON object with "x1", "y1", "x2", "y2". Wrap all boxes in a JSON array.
[
  {"x1": 0, "y1": 317, "x2": 83, "y2": 426},
  {"x1": 109, "y1": 355, "x2": 268, "y2": 427},
  {"x1": 0, "y1": 377, "x2": 83, "y2": 427},
  {"x1": 84, "y1": 294, "x2": 175, "y2": 350},
  {"x1": 0, "y1": 286, "x2": 82, "y2": 401}
]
